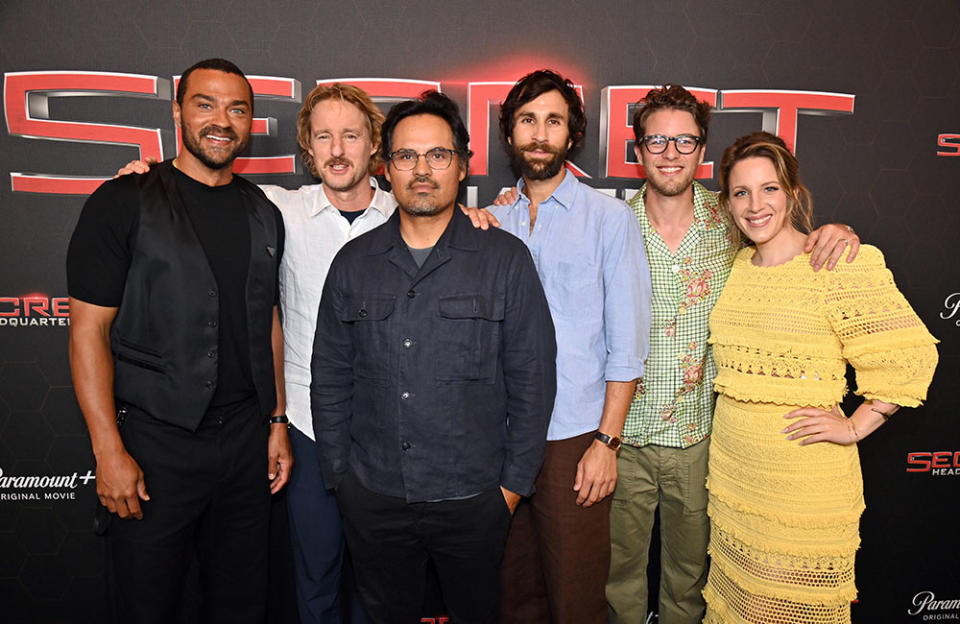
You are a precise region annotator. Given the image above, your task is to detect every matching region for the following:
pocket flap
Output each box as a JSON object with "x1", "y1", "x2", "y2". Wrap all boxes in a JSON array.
[
  {"x1": 341, "y1": 295, "x2": 396, "y2": 322},
  {"x1": 438, "y1": 294, "x2": 505, "y2": 321}
]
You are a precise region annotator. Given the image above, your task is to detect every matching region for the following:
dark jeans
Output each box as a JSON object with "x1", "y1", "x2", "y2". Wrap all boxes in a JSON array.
[
  {"x1": 337, "y1": 471, "x2": 512, "y2": 624},
  {"x1": 500, "y1": 430, "x2": 613, "y2": 624},
  {"x1": 103, "y1": 400, "x2": 270, "y2": 624},
  {"x1": 286, "y1": 425, "x2": 366, "y2": 624}
]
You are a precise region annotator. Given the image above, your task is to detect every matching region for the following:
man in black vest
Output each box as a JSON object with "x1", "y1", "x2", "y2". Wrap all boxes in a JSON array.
[{"x1": 67, "y1": 58, "x2": 291, "y2": 623}]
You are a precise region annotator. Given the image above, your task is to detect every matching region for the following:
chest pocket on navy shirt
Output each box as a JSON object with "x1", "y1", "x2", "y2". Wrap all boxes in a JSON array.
[
  {"x1": 436, "y1": 294, "x2": 505, "y2": 383},
  {"x1": 341, "y1": 295, "x2": 396, "y2": 383}
]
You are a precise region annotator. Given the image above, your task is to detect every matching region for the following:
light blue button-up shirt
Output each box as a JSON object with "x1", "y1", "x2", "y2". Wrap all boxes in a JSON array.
[{"x1": 488, "y1": 171, "x2": 651, "y2": 440}]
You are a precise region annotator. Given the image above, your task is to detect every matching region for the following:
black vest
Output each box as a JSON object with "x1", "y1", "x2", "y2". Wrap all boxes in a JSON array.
[{"x1": 110, "y1": 160, "x2": 279, "y2": 430}]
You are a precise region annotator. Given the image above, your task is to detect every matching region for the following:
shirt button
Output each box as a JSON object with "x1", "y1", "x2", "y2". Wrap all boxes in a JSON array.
[
  {"x1": 358, "y1": 309, "x2": 367, "y2": 318},
  {"x1": 672, "y1": 265, "x2": 680, "y2": 273},
  {"x1": 208, "y1": 289, "x2": 217, "y2": 297},
  {"x1": 207, "y1": 350, "x2": 216, "y2": 358},
  {"x1": 208, "y1": 320, "x2": 217, "y2": 328},
  {"x1": 407, "y1": 290, "x2": 416, "y2": 298},
  {"x1": 400, "y1": 391, "x2": 410, "y2": 400},
  {"x1": 204, "y1": 381, "x2": 214, "y2": 389},
  {"x1": 402, "y1": 338, "x2": 413, "y2": 348},
  {"x1": 401, "y1": 440, "x2": 411, "y2": 451}
]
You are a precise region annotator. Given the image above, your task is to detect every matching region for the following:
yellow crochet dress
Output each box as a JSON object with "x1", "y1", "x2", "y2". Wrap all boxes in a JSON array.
[{"x1": 703, "y1": 245, "x2": 938, "y2": 624}]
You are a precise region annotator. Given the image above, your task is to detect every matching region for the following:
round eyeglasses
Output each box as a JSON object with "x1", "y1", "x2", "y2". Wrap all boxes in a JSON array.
[
  {"x1": 387, "y1": 147, "x2": 457, "y2": 171},
  {"x1": 640, "y1": 134, "x2": 702, "y2": 155}
]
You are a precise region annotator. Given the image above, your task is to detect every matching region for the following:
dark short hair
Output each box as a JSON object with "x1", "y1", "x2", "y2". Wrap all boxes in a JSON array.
[
  {"x1": 380, "y1": 90, "x2": 472, "y2": 167},
  {"x1": 632, "y1": 84, "x2": 712, "y2": 146},
  {"x1": 499, "y1": 69, "x2": 587, "y2": 152},
  {"x1": 176, "y1": 58, "x2": 254, "y2": 113}
]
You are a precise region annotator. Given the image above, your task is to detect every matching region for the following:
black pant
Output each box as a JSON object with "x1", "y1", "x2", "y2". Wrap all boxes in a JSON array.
[
  {"x1": 104, "y1": 400, "x2": 270, "y2": 624},
  {"x1": 337, "y1": 472, "x2": 512, "y2": 624}
]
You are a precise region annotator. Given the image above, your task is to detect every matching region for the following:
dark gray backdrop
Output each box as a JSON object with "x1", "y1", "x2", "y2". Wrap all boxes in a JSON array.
[{"x1": 1, "y1": 1, "x2": 957, "y2": 622}]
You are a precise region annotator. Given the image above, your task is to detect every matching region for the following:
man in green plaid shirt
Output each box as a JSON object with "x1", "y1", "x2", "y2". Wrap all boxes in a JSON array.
[{"x1": 606, "y1": 85, "x2": 861, "y2": 624}]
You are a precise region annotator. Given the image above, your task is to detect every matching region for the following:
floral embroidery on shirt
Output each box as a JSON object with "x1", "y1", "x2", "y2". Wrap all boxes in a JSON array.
[
  {"x1": 678, "y1": 268, "x2": 714, "y2": 311},
  {"x1": 701, "y1": 199, "x2": 724, "y2": 230}
]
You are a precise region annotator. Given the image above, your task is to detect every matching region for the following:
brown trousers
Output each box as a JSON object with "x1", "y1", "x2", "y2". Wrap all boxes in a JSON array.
[{"x1": 500, "y1": 431, "x2": 612, "y2": 624}]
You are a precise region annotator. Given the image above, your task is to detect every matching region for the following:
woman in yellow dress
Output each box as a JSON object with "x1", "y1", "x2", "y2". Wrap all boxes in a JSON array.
[{"x1": 702, "y1": 132, "x2": 938, "y2": 624}]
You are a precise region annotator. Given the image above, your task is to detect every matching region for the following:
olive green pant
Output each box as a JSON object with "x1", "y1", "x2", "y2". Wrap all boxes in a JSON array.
[{"x1": 607, "y1": 440, "x2": 710, "y2": 624}]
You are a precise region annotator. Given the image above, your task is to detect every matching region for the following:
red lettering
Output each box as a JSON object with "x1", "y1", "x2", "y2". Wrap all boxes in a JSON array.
[
  {"x1": 931, "y1": 451, "x2": 951, "y2": 469},
  {"x1": 22, "y1": 296, "x2": 50, "y2": 317},
  {"x1": 0, "y1": 297, "x2": 19, "y2": 317},
  {"x1": 718, "y1": 90, "x2": 855, "y2": 155},
  {"x1": 4, "y1": 71, "x2": 168, "y2": 195},
  {"x1": 906, "y1": 452, "x2": 931, "y2": 472},
  {"x1": 52, "y1": 297, "x2": 70, "y2": 317},
  {"x1": 937, "y1": 133, "x2": 960, "y2": 157},
  {"x1": 600, "y1": 85, "x2": 717, "y2": 180}
]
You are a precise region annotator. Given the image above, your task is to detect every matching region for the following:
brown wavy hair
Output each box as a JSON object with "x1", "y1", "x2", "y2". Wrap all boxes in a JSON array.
[
  {"x1": 718, "y1": 131, "x2": 814, "y2": 246},
  {"x1": 632, "y1": 84, "x2": 712, "y2": 146},
  {"x1": 296, "y1": 83, "x2": 385, "y2": 177}
]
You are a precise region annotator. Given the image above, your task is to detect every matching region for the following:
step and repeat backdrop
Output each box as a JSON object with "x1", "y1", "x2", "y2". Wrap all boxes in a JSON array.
[{"x1": 1, "y1": 0, "x2": 957, "y2": 622}]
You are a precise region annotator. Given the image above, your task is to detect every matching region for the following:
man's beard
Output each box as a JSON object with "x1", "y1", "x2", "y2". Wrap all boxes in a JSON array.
[
  {"x1": 509, "y1": 140, "x2": 568, "y2": 181},
  {"x1": 181, "y1": 123, "x2": 247, "y2": 170},
  {"x1": 399, "y1": 175, "x2": 446, "y2": 217},
  {"x1": 645, "y1": 165, "x2": 697, "y2": 198}
]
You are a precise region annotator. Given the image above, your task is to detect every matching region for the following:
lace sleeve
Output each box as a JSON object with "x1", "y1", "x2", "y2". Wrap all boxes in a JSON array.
[{"x1": 823, "y1": 246, "x2": 938, "y2": 407}]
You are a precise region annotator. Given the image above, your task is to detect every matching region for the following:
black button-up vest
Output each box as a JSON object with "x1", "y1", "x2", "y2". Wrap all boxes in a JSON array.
[{"x1": 110, "y1": 160, "x2": 279, "y2": 430}]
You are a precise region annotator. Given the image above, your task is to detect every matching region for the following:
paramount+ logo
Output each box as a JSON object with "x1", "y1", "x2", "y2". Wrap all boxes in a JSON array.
[
  {"x1": 0, "y1": 466, "x2": 96, "y2": 502},
  {"x1": 0, "y1": 293, "x2": 70, "y2": 328}
]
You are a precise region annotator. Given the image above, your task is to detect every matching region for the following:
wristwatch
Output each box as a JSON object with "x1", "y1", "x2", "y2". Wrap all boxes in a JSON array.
[
  {"x1": 595, "y1": 431, "x2": 622, "y2": 451},
  {"x1": 269, "y1": 414, "x2": 289, "y2": 425}
]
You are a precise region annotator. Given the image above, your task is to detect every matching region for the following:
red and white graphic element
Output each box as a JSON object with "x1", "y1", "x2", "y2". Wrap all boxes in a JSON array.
[
  {"x1": 718, "y1": 90, "x2": 855, "y2": 155},
  {"x1": 467, "y1": 81, "x2": 587, "y2": 178},
  {"x1": 0, "y1": 293, "x2": 70, "y2": 317},
  {"x1": 172, "y1": 75, "x2": 302, "y2": 175},
  {"x1": 4, "y1": 71, "x2": 168, "y2": 195},
  {"x1": 599, "y1": 85, "x2": 718, "y2": 180},
  {"x1": 906, "y1": 451, "x2": 960, "y2": 474},
  {"x1": 937, "y1": 133, "x2": 960, "y2": 157}
]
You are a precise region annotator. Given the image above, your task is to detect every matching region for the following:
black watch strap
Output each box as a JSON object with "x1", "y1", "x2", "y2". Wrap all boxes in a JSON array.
[
  {"x1": 269, "y1": 414, "x2": 289, "y2": 425},
  {"x1": 595, "y1": 431, "x2": 621, "y2": 451}
]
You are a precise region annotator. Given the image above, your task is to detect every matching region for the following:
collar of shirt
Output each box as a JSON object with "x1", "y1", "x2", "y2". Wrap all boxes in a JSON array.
[
  {"x1": 631, "y1": 180, "x2": 726, "y2": 260},
  {"x1": 365, "y1": 205, "x2": 481, "y2": 258},
  {"x1": 311, "y1": 177, "x2": 395, "y2": 219},
  {"x1": 516, "y1": 169, "x2": 577, "y2": 212}
]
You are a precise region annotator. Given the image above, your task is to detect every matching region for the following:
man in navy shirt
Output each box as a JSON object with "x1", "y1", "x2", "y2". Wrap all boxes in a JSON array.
[{"x1": 311, "y1": 91, "x2": 557, "y2": 624}]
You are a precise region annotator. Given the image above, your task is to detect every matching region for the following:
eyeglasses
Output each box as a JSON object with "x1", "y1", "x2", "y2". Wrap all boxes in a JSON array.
[
  {"x1": 387, "y1": 147, "x2": 457, "y2": 171},
  {"x1": 640, "y1": 134, "x2": 702, "y2": 155}
]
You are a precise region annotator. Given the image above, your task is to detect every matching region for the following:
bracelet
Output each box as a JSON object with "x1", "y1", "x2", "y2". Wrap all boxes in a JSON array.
[
  {"x1": 269, "y1": 414, "x2": 289, "y2": 425},
  {"x1": 847, "y1": 419, "x2": 860, "y2": 444}
]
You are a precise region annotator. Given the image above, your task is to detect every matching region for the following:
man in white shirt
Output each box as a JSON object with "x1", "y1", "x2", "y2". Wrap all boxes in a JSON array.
[{"x1": 257, "y1": 83, "x2": 395, "y2": 623}]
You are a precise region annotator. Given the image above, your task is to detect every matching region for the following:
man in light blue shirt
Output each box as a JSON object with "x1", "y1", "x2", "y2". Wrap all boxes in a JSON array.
[{"x1": 490, "y1": 69, "x2": 651, "y2": 624}]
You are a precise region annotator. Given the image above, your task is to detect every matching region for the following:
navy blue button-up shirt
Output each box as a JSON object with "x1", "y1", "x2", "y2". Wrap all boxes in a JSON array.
[{"x1": 311, "y1": 208, "x2": 557, "y2": 502}]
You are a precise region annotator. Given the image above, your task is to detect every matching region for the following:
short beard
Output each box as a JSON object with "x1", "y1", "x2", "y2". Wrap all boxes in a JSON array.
[
  {"x1": 509, "y1": 141, "x2": 568, "y2": 181},
  {"x1": 181, "y1": 123, "x2": 247, "y2": 170},
  {"x1": 645, "y1": 168, "x2": 697, "y2": 198},
  {"x1": 399, "y1": 175, "x2": 447, "y2": 216}
]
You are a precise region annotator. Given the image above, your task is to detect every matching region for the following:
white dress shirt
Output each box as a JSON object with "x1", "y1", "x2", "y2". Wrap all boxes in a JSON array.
[{"x1": 261, "y1": 178, "x2": 397, "y2": 439}]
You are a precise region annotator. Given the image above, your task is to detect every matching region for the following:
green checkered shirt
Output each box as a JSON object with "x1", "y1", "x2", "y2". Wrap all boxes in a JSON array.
[{"x1": 622, "y1": 182, "x2": 735, "y2": 449}]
